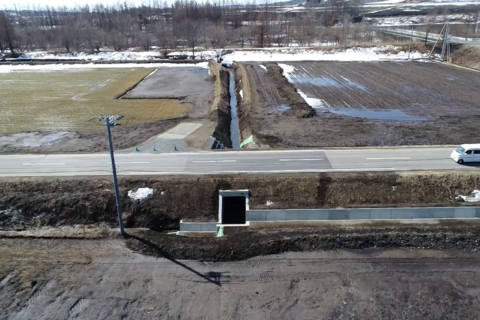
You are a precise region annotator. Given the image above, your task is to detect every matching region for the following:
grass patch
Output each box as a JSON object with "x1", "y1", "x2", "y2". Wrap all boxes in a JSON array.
[{"x1": 0, "y1": 68, "x2": 189, "y2": 135}]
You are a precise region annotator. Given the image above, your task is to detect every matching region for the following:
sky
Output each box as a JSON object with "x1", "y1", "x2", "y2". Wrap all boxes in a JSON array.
[{"x1": 0, "y1": 0, "x2": 150, "y2": 9}]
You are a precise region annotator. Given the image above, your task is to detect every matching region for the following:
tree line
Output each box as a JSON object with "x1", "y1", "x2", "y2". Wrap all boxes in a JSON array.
[{"x1": 0, "y1": 0, "x2": 464, "y2": 58}]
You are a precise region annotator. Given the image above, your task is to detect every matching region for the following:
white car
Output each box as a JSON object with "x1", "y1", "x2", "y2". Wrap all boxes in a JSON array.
[{"x1": 451, "y1": 144, "x2": 480, "y2": 164}]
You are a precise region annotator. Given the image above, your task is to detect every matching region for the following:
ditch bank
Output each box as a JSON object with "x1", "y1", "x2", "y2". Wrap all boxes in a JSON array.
[
  {"x1": 127, "y1": 220, "x2": 480, "y2": 261},
  {"x1": 1, "y1": 171, "x2": 480, "y2": 231},
  {"x1": 209, "y1": 61, "x2": 232, "y2": 148}
]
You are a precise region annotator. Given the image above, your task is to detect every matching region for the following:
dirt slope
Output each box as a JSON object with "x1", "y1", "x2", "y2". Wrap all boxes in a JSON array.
[
  {"x1": 452, "y1": 45, "x2": 480, "y2": 70},
  {"x1": 1, "y1": 171, "x2": 479, "y2": 231}
]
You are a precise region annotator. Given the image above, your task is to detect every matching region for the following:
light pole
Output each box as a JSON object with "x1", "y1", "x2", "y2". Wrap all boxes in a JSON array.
[
  {"x1": 100, "y1": 115, "x2": 125, "y2": 236},
  {"x1": 408, "y1": 25, "x2": 414, "y2": 60}
]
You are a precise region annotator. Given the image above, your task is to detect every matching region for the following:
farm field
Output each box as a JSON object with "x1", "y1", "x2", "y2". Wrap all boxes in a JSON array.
[
  {"x1": 0, "y1": 67, "x2": 189, "y2": 135},
  {"x1": 241, "y1": 61, "x2": 480, "y2": 148}
]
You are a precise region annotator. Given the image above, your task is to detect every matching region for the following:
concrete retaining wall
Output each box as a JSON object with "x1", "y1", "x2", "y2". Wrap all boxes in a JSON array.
[
  {"x1": 247, "y1": 207, "x2": 480, "y2": 222},
  {"x1": 179, "y1": 221, "x2": 217, "y2": 232}
]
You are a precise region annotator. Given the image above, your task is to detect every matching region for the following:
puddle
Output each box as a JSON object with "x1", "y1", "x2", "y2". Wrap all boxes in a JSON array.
[
  {"x1": 293, "y1": 76, "x2": 368, "y2": 91},
  {"x1": 447, "y1": 76, "x2": 457, "y2": 81},
  {"x1": 267, "y1": 104, "x2": 291, "y2": 113},
  {"x1": 331, "y1": 108, "x2": 429, "y2": 121}
]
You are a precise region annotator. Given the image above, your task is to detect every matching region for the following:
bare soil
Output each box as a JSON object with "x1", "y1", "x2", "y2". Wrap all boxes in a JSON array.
[
  {"x1": 0, "y1": 119, "x2": 183, "y2": 154},
  {"x1": 1, "y1": 171, "x2": 479, "y2": 231},
  {"x1": 122, "y1": 66, "x2": 214, "y2": 119},
  {"x1": 240, "y1": 61, "x2": 480, "y2": 148},
  {"x1": 2, "y1": 231, "x2": 480, "y2": 319},
  {"x1": 452, "y1": 45, "x2": 480, "y2": 71}
]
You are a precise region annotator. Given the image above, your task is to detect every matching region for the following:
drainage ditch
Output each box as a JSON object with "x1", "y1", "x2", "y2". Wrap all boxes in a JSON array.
[{"x1": 228, "y1": 69, "x2": 241, "y2": 149}]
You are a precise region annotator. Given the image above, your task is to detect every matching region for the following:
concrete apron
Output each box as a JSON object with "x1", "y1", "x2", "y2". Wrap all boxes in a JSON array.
[{"x1": 179, "y1": 206, "x2": 480, "y2": 233}]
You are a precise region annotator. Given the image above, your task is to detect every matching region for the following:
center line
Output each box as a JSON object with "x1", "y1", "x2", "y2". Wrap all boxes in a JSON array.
[
  {"x1": 279, "y1": 159, "x2": 323, "y2": 162},
  {"x1": 217, "y1": 160, "x2": 237, "y2": 163},
  {"x1": 23, "y1": 163, "x2": 65, "y2": 166},
  {"x1": 192, "y1": 160, "x2": 216, "y2": 163},
  {"x1": 366, "y1": 157, "x2": 411, "y2": 160}
]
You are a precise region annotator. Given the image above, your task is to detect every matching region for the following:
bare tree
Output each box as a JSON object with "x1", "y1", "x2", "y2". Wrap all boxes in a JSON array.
[
  {"x1": 175, "y1": 19, "x2": 202, "y2": 58},
  {"x1": 0, "y1": 11, "x2": 20, "y2": 56}
]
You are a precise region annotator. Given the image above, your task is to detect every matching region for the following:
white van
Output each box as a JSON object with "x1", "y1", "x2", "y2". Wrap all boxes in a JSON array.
[{"x1": 451, "y1": 144, "x2": 480, "y2": 164}]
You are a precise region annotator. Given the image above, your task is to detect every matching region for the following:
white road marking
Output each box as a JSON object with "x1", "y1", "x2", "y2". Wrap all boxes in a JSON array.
[
  {"x1": 111, "y1": 162, "x2": 150, "y2": 164},
  {"x1": 23, "y1": 163, "x2": 65, "y2": 166},
  {"x1": 367, "y1": 157, "x2": 411, "y2": 160},
  {"x1": 192, "y1": 160, "x2": 237, "y2": 163},
  {"x1": 279, "y1": 159, "x2": 323, "y2": 162}
]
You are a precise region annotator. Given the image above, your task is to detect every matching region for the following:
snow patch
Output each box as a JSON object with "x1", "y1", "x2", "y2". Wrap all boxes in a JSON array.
[
  {"x1": 457, "y1": 190, "x2": 480, "y2": 202},
  {"x1": 297, "y1": 89, "x2": 329, "y2": 110},
  {"x1": 240, "y1": 90, "x2": 243, "y2": 99},
  {"x1": 0, "y1": 132, "x2": 76, "y2": 148},
  {"x1": 128, "y1": 188, "x2": 154, "y2": 201},
  {"x1": 259, "y1": 65, "x2": 268, "y2": 72}
]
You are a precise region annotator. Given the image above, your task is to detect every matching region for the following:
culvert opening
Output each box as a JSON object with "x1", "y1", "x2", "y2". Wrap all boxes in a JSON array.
[
  {"x1": 219, "y1": 190, "x2": 249, "y2": 225},
  {"x1": 222, "y1": 196, "x2": 246, "y2": 224}
]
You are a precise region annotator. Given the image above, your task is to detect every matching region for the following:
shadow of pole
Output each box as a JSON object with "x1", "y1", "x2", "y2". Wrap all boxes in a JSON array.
[{"x1": 125, "y1": 232, "x2": 221, "y2": 286}]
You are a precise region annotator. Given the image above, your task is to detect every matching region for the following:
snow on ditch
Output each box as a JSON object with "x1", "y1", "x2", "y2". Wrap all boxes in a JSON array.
[{"x1": 128, "y1": 188, "x2": 154, "y2": 201}]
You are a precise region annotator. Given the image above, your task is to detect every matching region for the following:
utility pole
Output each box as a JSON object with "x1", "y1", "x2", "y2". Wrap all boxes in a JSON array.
[
  {"x1": 475, "y1": 11, "x2": 480, "y2": 34},
  {"x1": 408, "y1": 24, "x2": 413, "y2": 60},
  {"x1": 101, "y1": 116, "x2": 125, "y2": 236}
]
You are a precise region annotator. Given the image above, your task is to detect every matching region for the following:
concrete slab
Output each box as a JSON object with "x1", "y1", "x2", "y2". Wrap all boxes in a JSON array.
[
  {"x1": 454, "y1": 207, "x2": 476, "y2": 218},
  {"x1": 413, "y1": 208, "x2": 434, "y2": 219},
  {"x1": 433, "y1": 208, "x2": 455, "y2": 219},
  {"x1": 349, "y1": 209, "x2": 371, "y2": 220},
  {"x1": 370, "y1": 209, "x2": 392, "y2": 220},
  {"x1": 180, "y1": 222, "x2": 217, "y2": 232},
  {"x1": 265, "y1": 210, "x2": 288, "y2": 221},
  {"x1": 157, "y1": 123, "x2": 203, "y2": 140},
  {"x1": 328, "y1": 210, "x2": 349, "y2": 220},
  {"x1": 286, "y1": 210, "x2": 311, "y2": 221},
  {"x1": 307, "y1": 211, "x2": 329, "y2": 221},
  {"x1": 391, "y1": 209, "x2": 415, "y2": 219},
  {"x1": 246, "y1": 211, "x2": 266, "y2": 221}
]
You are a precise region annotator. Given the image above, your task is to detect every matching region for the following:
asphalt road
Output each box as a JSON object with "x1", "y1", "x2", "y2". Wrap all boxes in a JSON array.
[
  {"x1": 380, "y1": 28, "x2": 480, "y2": 47},
  {"x1": 0, "y1": 147, "x2": 476, "y2": 177}
]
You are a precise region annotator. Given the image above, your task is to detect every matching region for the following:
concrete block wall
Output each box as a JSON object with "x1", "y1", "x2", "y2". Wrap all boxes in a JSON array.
[
  {"x1": 246, "y1": 207, "x2": 480, "y2": 222},
  {"x1": 179, "y1": 221, "x2": 217, "y2": 232}
]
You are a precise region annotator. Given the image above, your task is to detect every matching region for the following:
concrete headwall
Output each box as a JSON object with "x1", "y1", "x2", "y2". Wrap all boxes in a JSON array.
[{"x1": 247, "y1": 207, "x2": 480, "y2": 222}]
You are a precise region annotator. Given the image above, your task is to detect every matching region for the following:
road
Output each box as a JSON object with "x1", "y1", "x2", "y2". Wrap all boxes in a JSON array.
[
  {"x1": 0, "y1": 147, "x2": 476, "y2": 177},
  {"x1": 380, "y1": 28, "x2": 480, "y2": 47}
]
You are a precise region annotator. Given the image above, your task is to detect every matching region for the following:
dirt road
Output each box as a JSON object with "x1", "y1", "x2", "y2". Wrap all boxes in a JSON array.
[{"x1": 2, "y1": 235, "x2": 480, "y2": 319}]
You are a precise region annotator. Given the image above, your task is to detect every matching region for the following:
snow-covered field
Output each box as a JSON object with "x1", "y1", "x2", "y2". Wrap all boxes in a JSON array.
[
  {"x1": 221, "y1": 46, "x2": 429, "y2": 62},
  {"x1": 0, "y1": 62, "x2": 209, "y2": 73},
  {"x1": 20, "y1": 50, "x2": 163, "y2": 61},
  {"x1": 14, "y1": 46, "x2": 431, "y2": 65}
]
